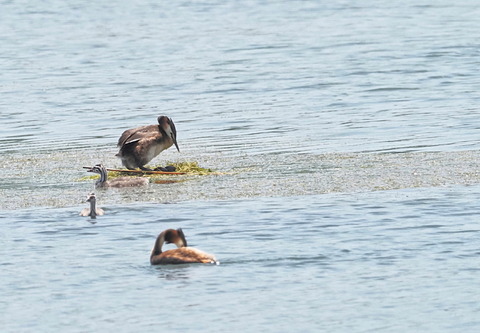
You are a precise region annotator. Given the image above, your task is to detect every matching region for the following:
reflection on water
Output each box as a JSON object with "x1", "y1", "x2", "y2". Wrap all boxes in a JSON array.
[{"x1": 153, "y1": 266, "x2": 197, "y2": 281}]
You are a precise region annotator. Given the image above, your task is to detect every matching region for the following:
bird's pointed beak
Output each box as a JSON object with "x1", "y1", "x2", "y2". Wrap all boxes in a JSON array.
[
  {"x1": 173, "y1": 139, "x2": 180, "y2": 152},
  {"x1": 167, "y1": 118, "x2": 180, "y2": 152}
]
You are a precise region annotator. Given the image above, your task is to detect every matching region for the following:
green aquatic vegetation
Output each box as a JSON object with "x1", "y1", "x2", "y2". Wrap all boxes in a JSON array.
[
  {"x1": 163, "y1": 161, "x2": 214, "y2": 175},
  {"x1": 76, "y1": 172, "x2": 144, "y2": 182},
  {"x1": 77, "y1": 174, "x2": 100, "y2": 182},
  {"x1": 77, "y1": 161, "x2": 217, "y2": 182},
  {"x1": 140, "y1": 161, "x2": 216, "y2": 175}
]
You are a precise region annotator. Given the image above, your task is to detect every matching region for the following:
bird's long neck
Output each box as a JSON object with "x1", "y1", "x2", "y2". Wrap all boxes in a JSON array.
[
  {"x1": 150, "y1": 232, "x2": 166, "y2": 264},
  {"x1": 151, "y1": 232, "x2": 165, "y2": 256},
  {"x1": 96, "y1": 167, "x2": 108, "y2": 186},
  {"x1": 89, "y1": 198, "x2": 97, "y2": 219},
  {"x1": 158, "y1": 125, "x2": 172, "y2": 145}
]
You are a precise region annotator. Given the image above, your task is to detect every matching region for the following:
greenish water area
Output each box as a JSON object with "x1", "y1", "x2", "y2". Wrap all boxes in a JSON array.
[{"x1": 2, "y1": 149, "x2": 480, "y2": 210}]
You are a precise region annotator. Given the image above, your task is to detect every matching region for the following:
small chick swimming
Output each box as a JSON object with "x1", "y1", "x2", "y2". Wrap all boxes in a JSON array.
[
  {"x1": 79, "y1": 193, "x2": 104, "y2": 219},
  {"x1": 150, "y1": 228, "x2": 218, "y2": 265},
  {"x1": 116, "y1": 115, "x2": 180, "y2": 171},
  {"x1": 88, "y1": 164, "x2": 149, "y2": 188}
]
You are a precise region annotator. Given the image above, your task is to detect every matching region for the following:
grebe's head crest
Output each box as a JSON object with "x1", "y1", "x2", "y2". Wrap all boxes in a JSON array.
[
  {"x1": 87, "y1": 164, "x2": 107, "y2": 175},
  {"x1": 164, "y1": 228, "x2": 187, "y2": 248},
  {"x1": 158, "y1": 116, "x2": 180, "y2": 152}
]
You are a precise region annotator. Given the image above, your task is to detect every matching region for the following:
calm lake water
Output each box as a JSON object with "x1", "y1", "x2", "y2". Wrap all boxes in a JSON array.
[{"x1": 1, "y1": 0, "x2": 480, "y2": 332}]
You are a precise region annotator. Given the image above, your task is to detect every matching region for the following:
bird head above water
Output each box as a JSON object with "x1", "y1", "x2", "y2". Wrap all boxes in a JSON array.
[
  {"x1": 163, "y1": 228, "x2": 188, "y2": 248},
  {"x1": 157, "y1": 116, "x2": 180, "y2": 152},
  {"x1": 150, "y1": 228, "x2": 187, "y2": 259},
  {"x1": 87, "y1": 164, "x2": 108, "y2": 185},
  {"x1": 87, "y1": 164, "x2": 106, "y2": 174},
  {"x1": 86, "y1": 192, "x2": 96, "y2": 202}
]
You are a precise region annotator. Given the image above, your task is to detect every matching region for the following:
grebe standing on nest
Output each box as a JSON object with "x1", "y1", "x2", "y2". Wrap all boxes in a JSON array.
[
  {"x1": 88, "y1": 164, "x2": 149, "y2": 188},
  {"x1": 150, "y1": 228, "x2": 218, "y2": 265},
  {"x1": 116, "y1": 116, "x2": 180, "y2": 171},
  {"x1": 79, "y1": 193, "x2": 104, "y2": 218}
]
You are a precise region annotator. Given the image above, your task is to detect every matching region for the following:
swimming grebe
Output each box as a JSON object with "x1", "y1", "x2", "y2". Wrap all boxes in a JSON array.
[
  {"x1": 79, "y1": 193, "x2": 105, "y2": 218},
  {"x1": 150, "y1": 228, "x2": 218, "y2": 265},
  {"x1": 88, "y1": 164, "x2": 149, "y2": 188},
  {"x1": 116, "y1": 116, "x2": 180, "y2": 171}
]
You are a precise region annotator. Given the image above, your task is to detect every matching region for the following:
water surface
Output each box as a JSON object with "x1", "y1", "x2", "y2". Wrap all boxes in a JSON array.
[
  {"x1": 1, "y1": 1, "x2": 480, "y2": 332},
  {"x1": 2, "y1": 187, "x2": 480, "y2": 332}
]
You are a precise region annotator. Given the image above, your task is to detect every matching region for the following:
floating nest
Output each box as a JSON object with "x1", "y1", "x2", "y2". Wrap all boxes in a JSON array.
[
  {"x1": 78, "y1": 161, "x2": 217, "y2": 182},
  {"x1": 163, "y1": 161, "x2": 214, "y2": 175}
]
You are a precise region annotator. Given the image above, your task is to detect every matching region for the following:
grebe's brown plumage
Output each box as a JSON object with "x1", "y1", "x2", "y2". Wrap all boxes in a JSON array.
[
  {"x1": 116, "y1": 116, "x2": 180, "y2": 171},
  {"x1": 150, "y1": 228, "x2": 218, "y2": 265},
  {"x1": 88, "y1": 164, "x2": 149, "y2": 188},
  {"x1": 79, "y1": 193, "x2": 104, "y2": 218}
]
